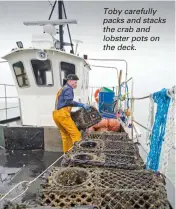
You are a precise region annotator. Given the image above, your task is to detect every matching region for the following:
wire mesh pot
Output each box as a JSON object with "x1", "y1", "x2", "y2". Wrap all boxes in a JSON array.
[{"x1": 71, "y1": 106, "x2": 102, "y2": 130}]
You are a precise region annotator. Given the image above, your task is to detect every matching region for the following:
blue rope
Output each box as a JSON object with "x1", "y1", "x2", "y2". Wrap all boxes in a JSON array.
[{"x1": 146, "y1": 88, "x2": 171, "y2": 171}]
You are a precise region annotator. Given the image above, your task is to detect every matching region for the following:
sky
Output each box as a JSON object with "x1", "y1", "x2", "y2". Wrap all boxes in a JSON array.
[{"x1": 0, "y1": 1, "x2": 175, "y2": 122}]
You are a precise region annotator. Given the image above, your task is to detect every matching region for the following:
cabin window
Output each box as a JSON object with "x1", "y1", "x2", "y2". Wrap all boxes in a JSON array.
[
  {"x1": 60, "y1": 62, "x2": 75, "y2": 86},
  {"x1": 13, "y1": 61, "x2": 29, "y2": 87},
  {"x1": 31, "y1": 59, "x2": 53, "y2": 86}
]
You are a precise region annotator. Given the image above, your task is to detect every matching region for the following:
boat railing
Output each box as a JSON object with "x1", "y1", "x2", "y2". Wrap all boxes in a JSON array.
[{"x1": 0, "y1": 84, "x2": 20, "y2": 123}]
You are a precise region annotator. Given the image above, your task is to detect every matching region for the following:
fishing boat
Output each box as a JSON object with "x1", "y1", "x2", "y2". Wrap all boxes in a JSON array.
[{"x1": 0, "y1": 1, "x2": 175, "y2": 209}]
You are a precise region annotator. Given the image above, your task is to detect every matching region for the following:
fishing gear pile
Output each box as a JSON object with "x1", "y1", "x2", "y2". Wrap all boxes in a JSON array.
[
  {"x1": 39, "y1": 167, "x2": 169, "y2": 208},
  {"x1": 2, "y1": 111, "x2": 170, "y2": 209},
  {"x1": 38, "y1": 130, "x2": 170, "y2": 209},
  {"x1": 88, "y1": 131, "x2": 129, "y2": 141},
  {"x1": 72, "y1": 139, "x2": 140, "y2": 156},
  {"x1": 62, "y1": 151, "x2": 144, "y2": 170}
]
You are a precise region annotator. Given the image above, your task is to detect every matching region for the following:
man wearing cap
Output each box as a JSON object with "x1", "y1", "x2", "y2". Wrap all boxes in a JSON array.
[{"x1": 53, "y1": 74, "x2": 90, "y2": 153}]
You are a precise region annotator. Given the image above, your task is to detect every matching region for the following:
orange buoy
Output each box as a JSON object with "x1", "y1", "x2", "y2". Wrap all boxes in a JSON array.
[
  {"x1": 94, "y1": 89, "x2": 100, "y2": 103},
  {"x1": 124, "y1": 109, "x2": 131, "y2": 117}
]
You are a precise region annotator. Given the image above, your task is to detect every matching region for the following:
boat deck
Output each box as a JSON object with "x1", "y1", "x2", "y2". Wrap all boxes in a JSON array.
[
  {"x1": 0, "y1": 144, "x2": 175, "y2": 209},
  {"x1": 0, "y1": 149, "x2": 63, "y2": 208}
]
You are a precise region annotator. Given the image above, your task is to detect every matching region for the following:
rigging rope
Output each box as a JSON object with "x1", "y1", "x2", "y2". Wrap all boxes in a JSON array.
[{"x1": 146, "y1": 88, "x2": 171, "y2": 171}]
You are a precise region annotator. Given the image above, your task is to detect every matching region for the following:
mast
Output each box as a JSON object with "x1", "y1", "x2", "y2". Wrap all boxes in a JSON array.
[
  {"x1": 47, "y1": 0, "x2": 74, "y2": 53},
  {"x1": 58, "y1": 0, "x2": 64, "y2": 50}
]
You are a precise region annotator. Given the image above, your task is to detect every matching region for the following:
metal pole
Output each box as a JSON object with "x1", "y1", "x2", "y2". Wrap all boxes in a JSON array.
[
  {"x1": 131, "y1": 79, "x2": 134, "y2": 140},
  {"x1": 48, "y1": 0, "x2": 57, "y2": 20},
  {"x1": 88, "y1": 58, "x2": 127, "y2": 99},
  {"x1": 88, "y1": 58, "x2": 127, "y2": 80},
  {"x1": 131, "y1": 95, "x2": 150, "y2": 100},
  {"x1": 133, "y1": 123, "x2": 141, "y2": 144},
  {"x1": 133, "y1": 120, "x2": 151, "y2": 132},
  {"x1": 89, "y1": 64, "x2": 118, "y2": 96},
  {"x1": 58, "y1": 0, "x2": 64, "y2": 50},
  {"x1": 62, "y1": 1, "x2": 74, "y2": 53},
  {"x1": 89, "y1": 86, "x2": 117, "y2": 88},
  {"x1": 124, "y1": 62, "x2": 128, "y2": 111},
  {"x1": 116, "y1": 69, "x2": 118, "y2": 96},
  {"x1": 116, "y1": 70, "x2": 122, "y2": 109},
  {"x1": 4, "y1": 85, "x2": 7, "y2": 120}
]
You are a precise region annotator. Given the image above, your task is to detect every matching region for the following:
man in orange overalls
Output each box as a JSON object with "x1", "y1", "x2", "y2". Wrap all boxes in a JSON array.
[{"x1": 53, "y1": 74, "x2": 90, "y2": 153}]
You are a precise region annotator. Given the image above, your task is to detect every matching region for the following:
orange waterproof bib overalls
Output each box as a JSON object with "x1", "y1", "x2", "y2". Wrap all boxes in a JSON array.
[{"x1": 52, "y1": 87, "x2": 81, "y2": 153}]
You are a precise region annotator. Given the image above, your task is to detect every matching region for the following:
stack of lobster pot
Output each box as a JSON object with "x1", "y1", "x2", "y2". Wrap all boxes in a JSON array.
[
  {"x1": 38, "y1": 115, "x2": 170, "y2": 209},
  {"x1": 61, "y1": 130, "x2": 144, "y2": 170}
]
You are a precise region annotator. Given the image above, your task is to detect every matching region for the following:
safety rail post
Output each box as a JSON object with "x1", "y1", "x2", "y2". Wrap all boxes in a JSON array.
[{"x1": 131, "y1": 78, "x2": 134, "y2": 140}]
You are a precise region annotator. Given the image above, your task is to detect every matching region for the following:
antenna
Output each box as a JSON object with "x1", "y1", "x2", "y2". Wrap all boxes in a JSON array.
[
  {"x1": 72, "y1": 39, "x2": 83, "y2": 55},
  {"x1": 48, "y1": 0, "x2": 75, "y2": 52},
  {"x1": 23, "y1": 20, "x2": 77, "y2": 39},
  {"x1": 23, "y1": 1, "x2": 77, "y2": 53},
  {"x1": 23, "y1": 19, "x2": 77, "y2": 26}
]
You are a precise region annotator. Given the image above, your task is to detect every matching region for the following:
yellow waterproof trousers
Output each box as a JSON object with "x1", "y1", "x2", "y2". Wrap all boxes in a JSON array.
[{"x1": 53, "y1": 107, "x2": 81, "y2": 153}]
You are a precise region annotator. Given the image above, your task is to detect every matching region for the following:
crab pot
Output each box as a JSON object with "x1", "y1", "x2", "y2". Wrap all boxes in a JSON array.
[
  {"x1": 39, "y1": 167, "x2": 169, "y2": 209},
  {"x1": 2, "y1": 202, "x2": 99, "y2": 209},
  {"x1": 88, "y1": 131, "x2": 130, "y2": 141},
  {"x1": 61, "y1": 151, "x2": 144, "y2": 170},
  {"x1": 71, "y1": 106, "x2": 102, "y2": 130},
  {"x1": 73, "y1": 139, "x2": 140, "y2": 157}
]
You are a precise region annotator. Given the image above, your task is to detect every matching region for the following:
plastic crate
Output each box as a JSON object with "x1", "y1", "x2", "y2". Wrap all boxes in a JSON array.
[{"x1": 98, "y1": 91, "x2": 115, "y2": 114}]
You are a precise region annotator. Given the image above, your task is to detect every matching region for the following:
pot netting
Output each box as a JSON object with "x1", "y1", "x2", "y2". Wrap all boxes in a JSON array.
[
  {"x1": 61, "y1": 151, "x2": 144, "y2": 170},
  {"x1": 88, "y1": 131, "x2": 130, "y2": 141},
  {"x1": 2, "y1": 202, "x2": 100, "y2": 209},
  {"x1": 39, "y1": 167, "x2": 169, "y2": 209},
  {"x1": 70, "y1": 107, "x2": 102, "y2": 130},
  {"x1": 73, "y1": 139, "x2": 140, "y2": 157}
]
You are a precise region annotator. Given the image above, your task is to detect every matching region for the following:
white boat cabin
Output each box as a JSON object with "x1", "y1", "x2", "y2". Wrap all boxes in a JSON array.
[{"x1": 2, "y1": 21, "x2": 91, "y2": 127}]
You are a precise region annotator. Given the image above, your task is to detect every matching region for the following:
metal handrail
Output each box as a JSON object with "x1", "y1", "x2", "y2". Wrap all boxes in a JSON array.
[
  {"x1": 0, "y1": 84, "x2": 19, "y2": 121},
  {"x1": 0, "y1": 97, "x2": 18, "y2": 98},
  {"x1": 133, "y1": 119, "x2": 151, "y2": 132},
  {"x1": 0, "y1": 106, "x2": 19, "y2": 111}
]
